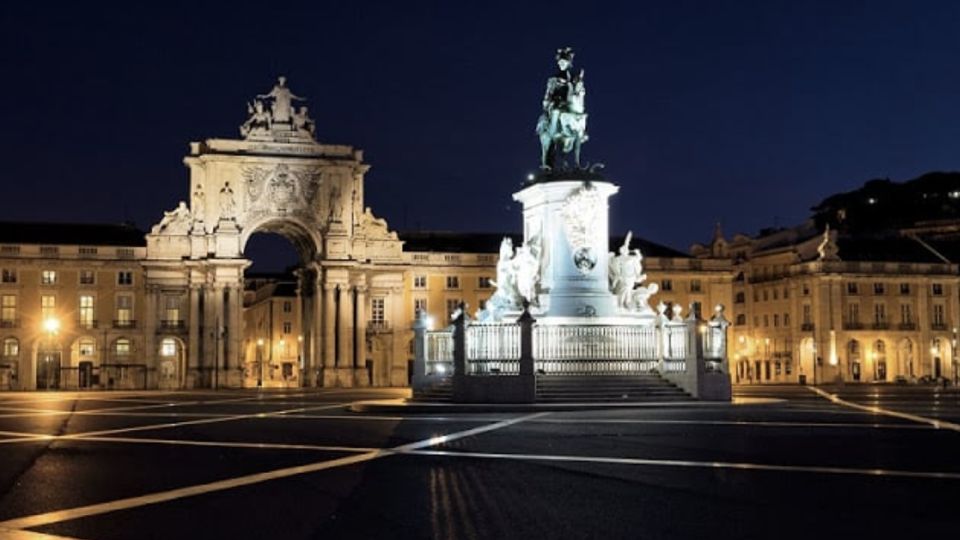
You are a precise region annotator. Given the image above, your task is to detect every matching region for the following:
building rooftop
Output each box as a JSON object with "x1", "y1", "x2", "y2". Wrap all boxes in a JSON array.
[
  {"x1": 0, "y1": 221, "x2": 146, "y2": 247},
  {"x1": 399, "y1": 231, "x2": 689, "y2": 259}
]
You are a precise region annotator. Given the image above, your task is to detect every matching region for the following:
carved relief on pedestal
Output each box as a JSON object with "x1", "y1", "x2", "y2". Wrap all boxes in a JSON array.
[{"x1": 561, "y1": 183, "x2": 602, "y2": 274}]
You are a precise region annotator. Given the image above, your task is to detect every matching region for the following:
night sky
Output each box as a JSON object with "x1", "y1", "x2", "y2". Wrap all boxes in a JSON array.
[{"x1": 3, "y1": 2, "x2": 960, "y2": 271}]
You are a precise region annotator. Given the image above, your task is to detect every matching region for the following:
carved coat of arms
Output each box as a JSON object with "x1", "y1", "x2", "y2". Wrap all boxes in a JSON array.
[{"x1": 560, "y1": 183, "x2": 602, "y2": 274}]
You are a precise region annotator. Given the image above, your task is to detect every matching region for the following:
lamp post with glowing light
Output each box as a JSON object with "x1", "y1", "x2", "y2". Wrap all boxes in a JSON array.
[
  {"x1": 256, "y1": 338, "x2": 264, "y2": 388},
  {"x1": 41, "y1": 317, "x2": 60, "y2": 390}
]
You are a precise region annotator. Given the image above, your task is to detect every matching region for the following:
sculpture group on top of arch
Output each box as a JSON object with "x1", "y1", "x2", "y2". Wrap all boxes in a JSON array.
[{"x1": 240, "y1": 76, "x2": 316, "y2": 141}]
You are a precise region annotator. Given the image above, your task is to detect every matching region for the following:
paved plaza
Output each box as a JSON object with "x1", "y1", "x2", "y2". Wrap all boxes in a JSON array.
[{"x1": 0, "y1": 386, "x2": 957, "y2": 539}]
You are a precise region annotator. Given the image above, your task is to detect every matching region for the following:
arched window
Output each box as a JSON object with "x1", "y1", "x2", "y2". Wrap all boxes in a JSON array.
[
  {"x1": 160, "y1": 338, "x2": 177, "y2": 357},
  {"x1": 2, "y1": 337, "x2": 19, "y2": 357},
  {"x1": 115, "y1": 338, "x2": 131, "y2": 356},
  {"x1": 848, "y1": 340, "x2": 859, "y2": 355},
  {"x1": 78, "y1": 338, "x2": 96, "y2": 357}
]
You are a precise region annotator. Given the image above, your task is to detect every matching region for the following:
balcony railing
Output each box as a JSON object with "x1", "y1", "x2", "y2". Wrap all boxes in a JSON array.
[
  {"x1": 800, "y1": 322, "x2": 815, "y2": 332},
  {"x1": 897, "y1": 322, "x2": 917, "y2": 331},
  {"x1": 0, "y1": 319, "x2": 19, "y2": 329},
  {"x1": 113, "y1": 320, "x2": 137, "y2": 329},
  {"x1": 871, "y1": 322, "x2": 890, "y2": 330},
  {"x1": 159, "y1": 320, "x2": 186, "y2": 332},
  {"x1": 77, "y1": 319, "x2": 98, "y2": 330},
  {"x1": 843, "y1": 321, "x2": 864, "y2": 330},
  {"x1": 931, "y1": 323, "x2": 948, "y2": 331},
  {"x1": 367, "y1": 320, "x2": 391, "y2": 333}
]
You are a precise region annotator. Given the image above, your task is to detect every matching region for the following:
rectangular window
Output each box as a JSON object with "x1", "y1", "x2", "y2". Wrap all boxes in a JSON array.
[
  {"x1": 900, "y1": 304, "x2": 912, "y2": 324},
  {"x1": 690, "y1": 280, "x2": 702, "y2": 293},
  {"x1": 164, "y1": 296, "x2": 179, "y2": 323},
  {"x1": 41, "y1": 295, "x2": 56, "y2": 319},
  {"x1": 783, "y1": 313, "x2": 790, "y2": 327},
  {"x1": 933, "y1": 304, "x2": 945, "y2": 326},
  {"x1": 115, "y1": 339, "x2": 131, "y2": 356},
  {"x1": 847, "y1": 303, "x2": 860, "y2": 324},
  {"x1": 79, "y1": 339, "x2": 95, "y2": 357},
  {"x1": 763, "y1": 290, "x2": 769, "y2": 301},
  {"x1": 802, "y1": 304, "x2": 812, "y2": 325},
  {"x1": 78, "y1": 295, "x2": 95, "y2": 329},
  {"x1": 661, "y1": 280, "x2": 673, "y2": 292},
  {"x1": 802, "y1": 283, "x2": 810, "y2": 296},
  {"x1": 117, "y1": 271, "x2": 134, "y2": 286},
  {"x1": 283, "y1": 321, "x2": 293, "y2": 334},
  {"x1": 899, "y1": 283, "x2": 910, "y2": 295},
  {"x1": 874, "y1": 303, "x2": 886, "y2": 324},
  {"x1": 763, "y1": 315, "x2": 769, "y2": 327},
  {"x1": 79, "y1": 270, "x2": 96, "y2": 285},
  {"x1": 0, "y1": 246, "x2": 20, "y2": 256},
  {"x1": 783, "y1": 287, "x2": 789, "y2": 299},
  {"x1": 846, "y1": 282, "x2": 859, "y2": 295},
  {"x1": 773, "y1": 314, "x2": 779, "y2": 327},
  {"x1": 117, "y1": 248, "x2": 135, "y2": 259},
  {"x1": 772, "y1": 289, "x2": 778, "y2": 300},
  {"x1": 873, "y1": 283, "x2": 885, "y2": 295},
  {"x1": 1, "y1": 269, "x2": 16, "y2": 284},
  {"x1": 414, "y1": 298, "x2": 427, "y2": 317},
  {"x1": 932, "y1": 283, "x2": 944, "y2": 296},
  {"x1": 282, "y1": 301, "x2": 292, "y2": 313},
  {"x1": 78, "y1": 247, "x2": 98, "y2": 257},
  {"x1": 478, "y1": 276, "x2": 492, "y2": 289},
  {"x1": 41, "y1": 270, "x2": 57, "y2": 285},
  {"x1": 413, "y1": 275, "x2": 427, "y2": 289},
  {"x1": 371, "y1": 297, "x2": 386, "y2": 325},
  {"x1": 39, "y1": 246, "x2": 59, "y2": 257},
  {"x1": 1, "y1": 295, "x2": 16, "y2": 325},
  {"x1": 445, "y1": 276, "x2": 460, "y2": 289},
  {"x1": 446, "y1": 299, "x2": 461, "y2": 322},
  {"x1": 117, "y1": 295, "x2": 133, "y2": 325}
]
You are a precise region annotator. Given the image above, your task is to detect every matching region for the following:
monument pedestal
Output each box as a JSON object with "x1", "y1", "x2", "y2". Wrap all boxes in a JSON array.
[{"x1": 513, "y1": 178, "x2": 619, "y2": 319}]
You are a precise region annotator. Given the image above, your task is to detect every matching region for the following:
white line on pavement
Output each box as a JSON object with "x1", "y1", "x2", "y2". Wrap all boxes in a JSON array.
[
  {"x1": 403, "y1": 449, "x2": 960, "y2": 481},
  {"x1": 808, "y1": 387, "x2": 960, "y2": 433},
  {"x1": 0, "y1": 412, "x2": 548, "y2": 531}
]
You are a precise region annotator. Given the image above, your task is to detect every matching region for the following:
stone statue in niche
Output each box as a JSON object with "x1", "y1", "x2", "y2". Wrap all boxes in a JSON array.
[
  {"x1": 328, "y1": 184, "x2": 344, "y2": 223},
  {"x1": 219, "y1": 182, "x2": 236, "y2": 219},
  {"x1": 192, "y1": 184, "x2": 205, "y2": 221},
  {"x1": 151, "y1": 201, "x2": 192, "y2": 235}
]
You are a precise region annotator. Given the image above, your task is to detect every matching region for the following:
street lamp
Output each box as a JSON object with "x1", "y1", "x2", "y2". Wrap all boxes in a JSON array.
[
  {"x1": 952, "y1": 327, "x2": 958, "y2": 387},
  {"x1": 256, "y1": 338, "x2": 265, "y2": 389},
  {"x1": 41, "y1": 317, "x2": 60, "y2": 390}
]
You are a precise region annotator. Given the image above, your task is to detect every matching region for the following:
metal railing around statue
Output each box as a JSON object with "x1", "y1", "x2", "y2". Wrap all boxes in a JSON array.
[
  {"x1": 424, "y1": 330, "x2": 454, "y2": 376},
  {"x1": 466, "y1": 323, "x2": 522, "y2": 375},
  {"x1": 533, "y1": 325, "x2": 659, "y2": 375}
]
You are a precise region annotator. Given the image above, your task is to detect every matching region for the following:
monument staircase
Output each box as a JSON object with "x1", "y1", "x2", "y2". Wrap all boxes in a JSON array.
[
  {"x1": 412, "y1": 372, "x2": 690, "y2": 403},
  {"x1": 535, "y1": 372, "x2": 690, "y2": 403}
]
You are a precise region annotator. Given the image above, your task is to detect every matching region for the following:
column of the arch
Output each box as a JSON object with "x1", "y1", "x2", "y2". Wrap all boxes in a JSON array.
[
  {"x1": 187, "y1": 285, "x2": 201, "y2": 388},
  {"x1": 322, "y1": 281, "x2": 337, "y2": 387},
  {"x1": 296, "y1": 271, "x2": 313, "y2": 387},
  {"x1": 337, "y1": 284, "x2": 354, "y2": 387},
  {"x1": 354, "y1": 285, "x2": 368, "y2": 386},
  {"x1": 390, "y1": 286, "x2": 409, "y2": 387},
  {"x1": 201, "y1": 286, "x2": 219, "y2": 388},
  {"x1": 225, "y1": 284, "x2": 243, "y2": 387},
  {"x1": 310, "y1": 274, "x2": 323, "y2": 387},
  {"x1": 143, "y1": 287, "x2": 159, "y2": 389}
]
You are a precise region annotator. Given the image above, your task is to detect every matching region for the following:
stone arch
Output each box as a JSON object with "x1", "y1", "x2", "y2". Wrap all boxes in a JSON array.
[
  {"x1": 157, "y1": 336, "x2": 187, "y2": 389},
  {"x1": 846, "y1": 339, "x2": 862, "y2": 382},
  {"x1": 897, "y1": 338, "x2": 914, "y2": 380},
  {"x1": 1, "y1": 336, "x2": 20, "y2": 390},
  {"x1": 69, "y1": 335, "x2": 99, "y2": 367},
  {"x1": 240, "y1": 215, "x2": 323, "y2": 263},
  {"x1": 871, "y1": 339, "x2": 887, "y2": 381}
]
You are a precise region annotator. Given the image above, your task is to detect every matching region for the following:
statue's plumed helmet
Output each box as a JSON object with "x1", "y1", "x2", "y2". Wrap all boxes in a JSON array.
[{"x1": 555, "y1": 47, "x2": 575, "y2": 63}]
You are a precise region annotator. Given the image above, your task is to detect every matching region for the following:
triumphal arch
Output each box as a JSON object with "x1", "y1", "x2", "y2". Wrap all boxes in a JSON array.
[{"x1": 144, "y1": 77, "x2": 406, "y2": 388}]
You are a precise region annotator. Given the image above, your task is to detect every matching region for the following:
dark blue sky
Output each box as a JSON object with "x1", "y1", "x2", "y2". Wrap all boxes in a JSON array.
[{"x1": 2, "y1": 1, "x2": 959, "y2": 270}]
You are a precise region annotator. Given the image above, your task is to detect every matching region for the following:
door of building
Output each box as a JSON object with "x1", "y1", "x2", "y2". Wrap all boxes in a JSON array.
[
  {"x1": 851, "y1": 361, "x2": 861, "y2": 382},
  {"x1": 934, "y1": 357, "x2": 942, "y2": 378},
  {"x1": 79, "y1": 361, "x2": 93, "y2": 389},
  {"x1": 37, "y1": 352, "x2": 61, "y2": 390}
]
